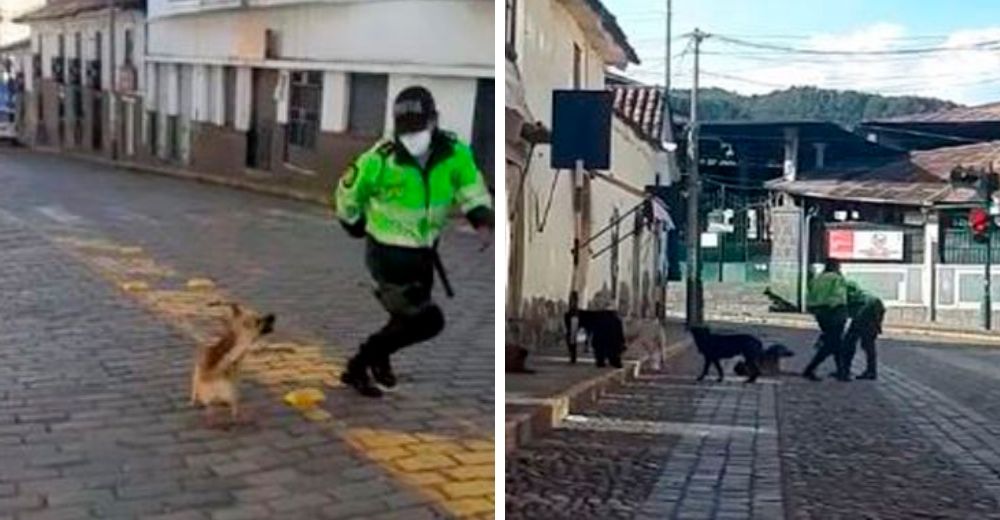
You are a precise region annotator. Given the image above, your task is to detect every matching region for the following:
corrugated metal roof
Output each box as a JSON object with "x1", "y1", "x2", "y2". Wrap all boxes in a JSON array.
[
  {"x1": 15, "y1": 0, "x2": 143, "y2": 23},
  {"x1": 767, "y1": 178, "x2": 978, "y2": 207},
  {"x1": 872, "y1": 102, "x2": 1000, "y2": 123},
  {"x1": 769, "y1": 140, "x2": 1000, "y2": 206}
]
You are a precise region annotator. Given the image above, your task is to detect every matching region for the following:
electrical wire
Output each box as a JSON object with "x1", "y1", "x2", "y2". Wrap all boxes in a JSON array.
[
  {"x1": 697, "y1": 67, "x2": 1000, "y2": 93},
  {"x1": 713, "y1": 33, "x2": 1000, "y2": 56}
]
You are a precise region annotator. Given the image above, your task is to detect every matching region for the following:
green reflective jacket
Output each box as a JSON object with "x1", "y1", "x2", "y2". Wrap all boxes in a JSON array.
[
  {"x1": 334, "y1": 131, "x2": 493, "y2": 248},
  {"x1": 845, "y1": 279, "x2": 880, "y2": 315},
  {"x1": 807, "y1": 271, "x2": 849, "y2": 310}
]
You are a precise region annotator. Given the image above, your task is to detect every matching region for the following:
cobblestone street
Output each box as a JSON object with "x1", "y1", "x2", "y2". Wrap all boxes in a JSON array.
[
  {"x1": 507, "y1": 323, "x2": 1000, "y2": 519},
  {"x1": 0, "y1": 149, "x2": 494, "y2": 519}
]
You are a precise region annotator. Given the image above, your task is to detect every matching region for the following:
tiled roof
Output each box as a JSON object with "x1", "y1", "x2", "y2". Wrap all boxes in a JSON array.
[
  {"x1": 768, "y1": 140, "x2": 1000, "y2": 206},
  {"x1": 871, "y1": 102, "x2": 1000, "y2": 123},
  {"x1": 14, "y1": 0, "x2": 143, "y2": 23},
  {"x1": 610, "y1": 84, "x2": 667, "y2": 146}
]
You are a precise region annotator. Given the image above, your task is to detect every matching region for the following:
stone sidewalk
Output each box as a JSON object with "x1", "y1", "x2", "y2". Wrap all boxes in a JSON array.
[
  {"x1": 505, "y1": 320, "x2": 691, "y2": 453},
  {"x1": 507, "y1": 323, "x2": 1000, "y2": 519}
]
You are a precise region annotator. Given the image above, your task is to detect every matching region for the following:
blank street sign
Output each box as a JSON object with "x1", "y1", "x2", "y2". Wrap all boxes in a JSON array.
[{"x1": 550, "y1": 90, "x2": 612, "y2": 170}]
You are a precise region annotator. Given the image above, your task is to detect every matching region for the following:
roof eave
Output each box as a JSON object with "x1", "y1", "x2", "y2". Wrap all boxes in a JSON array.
[
  {"x1": 558, "y1": 0, "x2": 640, "y2": 69},
  {"x1": 769, "y1": 184, "x2": 933, "y2": 207}
]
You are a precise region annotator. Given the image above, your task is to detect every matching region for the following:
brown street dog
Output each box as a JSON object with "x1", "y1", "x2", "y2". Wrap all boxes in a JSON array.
[{"x1": 190, "y1": 302, "x2": 275, "y2": 427}]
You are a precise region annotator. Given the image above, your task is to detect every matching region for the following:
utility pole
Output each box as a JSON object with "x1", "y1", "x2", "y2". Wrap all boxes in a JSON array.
[
  {"x1": 665, "y1": 0, "x2": 671, "y2": 94},
  {"x1": 986, "y1": 226, "x2": 992, "y2": 331},
  {"x1": 685, "y1": 28, "x2": 706, "y2": 327},
  {"x1": 108, "y1": 0, "x2": 117, "y2": 160},
  {"x1": 656, "y1": 0, "x2": 672, "y2": 323}
]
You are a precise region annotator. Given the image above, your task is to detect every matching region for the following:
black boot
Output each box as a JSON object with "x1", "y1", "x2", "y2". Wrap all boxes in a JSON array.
[
  {"x1": 371, "y1": 356, "x2": 397, "y2": 389},
  {"x1": 856, "y1": 371, "x2": 877, "y2": 380},
  {"x1": 340, "y1": 356, "x2": 383, "y2": 398}
]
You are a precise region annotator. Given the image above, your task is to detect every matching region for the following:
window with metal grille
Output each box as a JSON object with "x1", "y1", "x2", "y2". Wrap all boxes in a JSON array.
[
  {"x1": 287, "y1": 70, "x2": 321, "y2": 149},
  {"x1": 348, "y1": 73, "x2": 387, "y2": 137},
  {"x1": 124, "y1": 30, "x2": 134, "y2": 67}
]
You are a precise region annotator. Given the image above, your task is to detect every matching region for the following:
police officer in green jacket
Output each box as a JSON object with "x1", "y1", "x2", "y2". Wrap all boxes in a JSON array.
[
  {"x1": 334, "y1": 86, "x2": 493, "y2": 397},
  {"x1": 842, "y1": 280, "x2": 885, "y2": 380},
  {"x1": 803, "y1": 258, "x2": 851, "y2": 381}
]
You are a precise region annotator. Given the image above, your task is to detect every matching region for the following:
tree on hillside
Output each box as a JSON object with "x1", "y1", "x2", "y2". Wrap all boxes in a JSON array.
[{"x1": 667, "y1": 86, "x2": 960, "y2": 127}]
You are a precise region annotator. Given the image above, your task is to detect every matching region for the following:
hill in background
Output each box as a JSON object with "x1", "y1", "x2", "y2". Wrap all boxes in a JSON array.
[{"x1": 667, "y1": 86, "x2": 960, "y2": 127}]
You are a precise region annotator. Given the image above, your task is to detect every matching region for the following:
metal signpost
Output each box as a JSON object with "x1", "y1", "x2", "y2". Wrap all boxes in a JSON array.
[{"x1": 551, "y1": 90, "x2": 613, "y2": 309}]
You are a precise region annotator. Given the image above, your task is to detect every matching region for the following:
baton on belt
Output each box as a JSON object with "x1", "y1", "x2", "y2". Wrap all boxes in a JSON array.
[{"x1": 431, "y1": 242, "x2": 455, "y2": 298}]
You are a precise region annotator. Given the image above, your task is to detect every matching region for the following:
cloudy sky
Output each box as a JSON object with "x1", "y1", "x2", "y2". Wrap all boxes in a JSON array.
[{"x1": 604, "y1": 0, "x2": 1000, "y2": 105}]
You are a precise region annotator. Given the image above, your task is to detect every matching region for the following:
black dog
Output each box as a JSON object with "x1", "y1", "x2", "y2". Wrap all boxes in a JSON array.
[
  {"x1": 689, "y1": 326, "x2": 762, "y2": 383},
  {"x1": 735, "y1": 343, "x2": 794, "y2": 377},
  {"x1": 565, "y1": 309, "x2": 625, "y2": 368}
]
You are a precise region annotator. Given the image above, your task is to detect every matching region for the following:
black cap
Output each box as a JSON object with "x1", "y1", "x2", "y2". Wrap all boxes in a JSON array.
[{"x1": 393, "y1": 86, "x2": 437, "y2": 133}]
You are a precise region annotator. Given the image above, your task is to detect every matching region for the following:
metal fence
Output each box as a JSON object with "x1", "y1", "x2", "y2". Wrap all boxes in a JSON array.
[{"x1": 697, "y1": 180, "x2": 772, "y2": 282}]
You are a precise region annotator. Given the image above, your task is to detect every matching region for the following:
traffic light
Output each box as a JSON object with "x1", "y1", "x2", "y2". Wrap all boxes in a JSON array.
[{"x1": 970, "y1": 207, "x2": 991, "y2": 243}]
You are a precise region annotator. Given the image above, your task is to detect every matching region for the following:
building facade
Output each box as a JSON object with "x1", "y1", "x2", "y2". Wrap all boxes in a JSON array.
[
  {"x1": 506, "y1": 0, "x2": 677, "y2": 353},
  {"x1": 16, "y1": 0, "x2": 145, "y2": 159},
  {"x1": 141, "y1": 0, "x2": 494, "y2": 196}
]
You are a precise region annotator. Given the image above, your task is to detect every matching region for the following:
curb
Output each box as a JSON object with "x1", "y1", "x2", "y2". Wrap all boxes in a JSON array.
[
  {"x1": 505, "y1": 335, "x2": 692, "y2": 454},
  {"x1": 28, "y1": 146, "x2": 329, "y2": 206}
]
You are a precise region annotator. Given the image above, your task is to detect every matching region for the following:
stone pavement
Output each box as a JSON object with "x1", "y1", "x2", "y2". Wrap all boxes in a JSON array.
[
  {"x1": 507, "y1": 323, "x2": 1000, "y2": 519},
  {"x1": 505, "y1": 321, "x2": 689, "y2": 453},
  {"x1": 0, "y1": 149, "x2": 494, "y2": 519}
]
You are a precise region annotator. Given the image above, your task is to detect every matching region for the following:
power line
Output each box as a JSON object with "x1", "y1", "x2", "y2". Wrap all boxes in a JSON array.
[
  {"x1": 700, "y1": 70, "x2": 788, "y2": 89},
  {"x1": 698, "y1": 50, "x2": 976, "y2": 64},
  {"x1": 713, "y1": 33, "x2": 1000, "y2": 56},
  {"x1": 717, "y1": 33, "x2": 952, "y2": 42}
]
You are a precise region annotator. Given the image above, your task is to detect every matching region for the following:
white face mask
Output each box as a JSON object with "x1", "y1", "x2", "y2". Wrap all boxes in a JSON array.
[{"x1": 399, "y1": 129, "x2": 433, "y2": 158}]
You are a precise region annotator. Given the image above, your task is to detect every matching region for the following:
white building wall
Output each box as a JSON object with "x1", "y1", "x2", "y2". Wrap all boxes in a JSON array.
[
  {"x1": 583, "y1": 119, "x2": 663, "y2": 311},
  {"x1": 516, "y1": 0, "x2": 613, "y2": 304},
  {"x1": 146, "y1": 0, "x2": 491, "y2": 75},
  {"x1": 320, "y1": 70, "x2": 348, "y2": 133},
  {"x1": 26, "y1": 11, "x2": 144, "y2": 92},
  {"x1": 144, "y1": 0, "x2": 490, "y2": 148}
]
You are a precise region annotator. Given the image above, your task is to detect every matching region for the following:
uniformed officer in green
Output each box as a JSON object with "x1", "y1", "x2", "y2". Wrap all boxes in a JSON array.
[
  {"x1": 842, "y1": 280, "x2": 885, "y2": 380},
  {"x1": 334, "y1": 86, "x2": 493, "y2": 397},
  {"x1": 803, "y1": 258, "x2": 851, "y2": 381}
]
